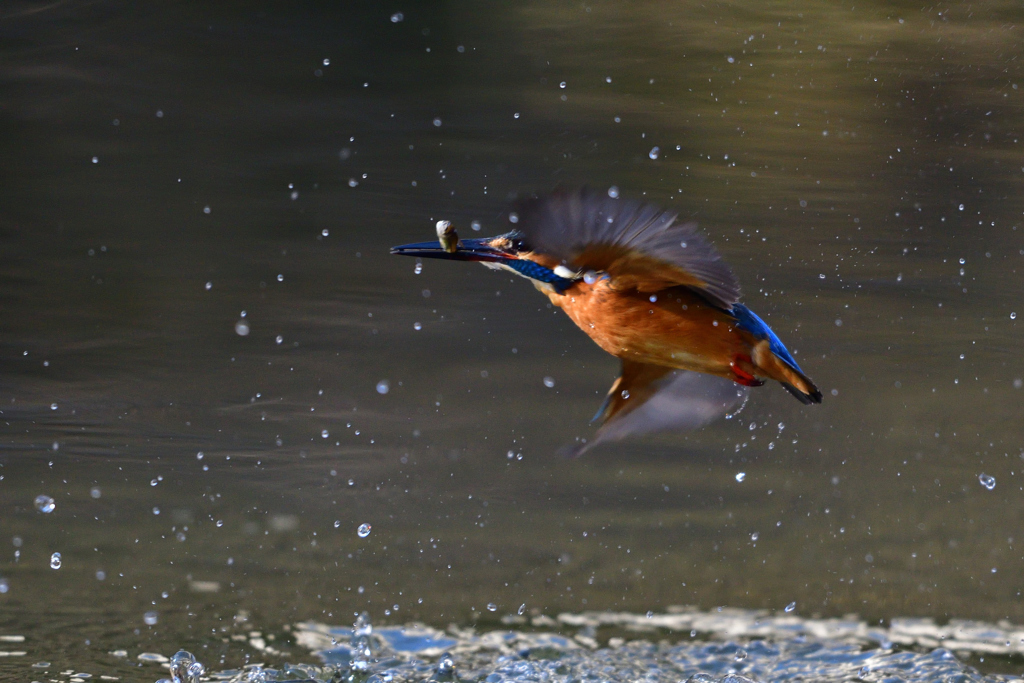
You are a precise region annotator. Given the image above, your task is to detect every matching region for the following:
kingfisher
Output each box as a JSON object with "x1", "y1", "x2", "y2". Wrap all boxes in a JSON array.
[{"x1": 392, "y1": 188, "x2": 821, "y2": 453}]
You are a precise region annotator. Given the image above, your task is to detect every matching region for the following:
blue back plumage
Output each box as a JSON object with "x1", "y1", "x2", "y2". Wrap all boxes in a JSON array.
[
  {"x1": 730, "y1": 303, "x2": 804, "y2": 373},
  {"x1": 504, "y1": 258, "x2": 575, "y2": 291}
]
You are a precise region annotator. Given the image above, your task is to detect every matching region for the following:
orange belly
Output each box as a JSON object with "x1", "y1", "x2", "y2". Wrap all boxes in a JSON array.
[{"x1": 546, "y1": 281, "x2": 751, "y2": 380}]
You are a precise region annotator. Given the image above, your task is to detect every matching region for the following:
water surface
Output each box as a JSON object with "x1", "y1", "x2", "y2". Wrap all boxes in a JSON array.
[{"x1": 1, "y1": 0, "x2": 1024, "y2": 679}]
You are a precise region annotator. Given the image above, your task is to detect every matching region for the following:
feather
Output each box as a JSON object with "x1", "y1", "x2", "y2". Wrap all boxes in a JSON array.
[
  {"x1": 515, "y1": 188, "x2": 741, "y2": 309},
  {"x1": 562, "y1": 359, "x2": 749, "y2": 457}
]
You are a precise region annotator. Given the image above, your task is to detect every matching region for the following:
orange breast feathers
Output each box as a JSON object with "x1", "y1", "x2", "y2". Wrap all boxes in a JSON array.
[{"x1": 545, "y1": 280, "x2": 751, "y2": 380}]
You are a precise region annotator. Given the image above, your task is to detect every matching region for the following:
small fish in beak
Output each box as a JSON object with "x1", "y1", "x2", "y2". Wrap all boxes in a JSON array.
[{"x1": 436, "y1": 220, "x2": 459, "y2": 253}]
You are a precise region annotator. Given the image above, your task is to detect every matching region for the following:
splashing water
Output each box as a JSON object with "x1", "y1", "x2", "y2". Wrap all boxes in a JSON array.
[
  {"x1": 351, "y1": 612, "x2": 373, "y2": 670},
  {"x1": 278, "y1": 608, "x2": 1015, "y2": 683},
  {"x1": 436, "y1": 652, "x2": 456, "y2": 679},
  {"x1": 169, "y1": 650, "x2": 206, "y2": 683}
]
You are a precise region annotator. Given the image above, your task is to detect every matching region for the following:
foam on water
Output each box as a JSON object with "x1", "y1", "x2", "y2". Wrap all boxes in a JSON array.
[{"x1": 162, "y1": 610, "x2": 1024, "y2": 683}]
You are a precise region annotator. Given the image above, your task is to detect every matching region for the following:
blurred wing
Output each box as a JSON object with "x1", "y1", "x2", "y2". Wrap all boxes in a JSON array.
[
  {"x1": 516, "y1": 188, "x2": 740, "y2": 308},
  {"x1": 562, "y1": 360, "x2": 749, "y2": 457}
]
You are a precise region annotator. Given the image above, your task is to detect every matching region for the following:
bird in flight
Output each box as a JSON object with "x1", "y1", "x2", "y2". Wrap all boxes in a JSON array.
[{"x1": 392, "y1": 188, "x2": 821, "y2": 454}]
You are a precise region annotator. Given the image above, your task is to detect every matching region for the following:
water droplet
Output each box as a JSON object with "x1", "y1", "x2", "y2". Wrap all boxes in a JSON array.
[
  {"x1": 784, "y1": 601, "x2": 796, "y2": 612},
  {"x1": 390, "y1": 12, "x2": 404, "y2": 22},
  {"x1": 486, "y1": 603, "x2": 497, "y2": 612},
  {"x1": 348, "y1": 178, "x2": 359, "y2": 187},
  {"x1": 203, "y1": 206, "x2": 211, "y2": 214},
  {"x1": 357, "y1": 523, "x2": 372, "y2": 538},
  {"x1": 275, "y1": 335, "x2": 284, "y2": 344},
  {"x1": 621, "y1": 390, "x2": 630, "y2": 399},
  {"x1": 649, "y1": 294, "x2": 657, "y2": 303},
  {"x1": 0, "y1": 578, "x2": 8, "y2": 594},
  {"x1": 437, "y1": 652, "x2": 455, "y2": 678},
  {"x1": 583, "y1": 271, "x2": 599, "y2": 285},
  {"x1": 735, "y1": 648, "x2": 747, "y2": 661},
  {"x1": 170, "y1": 650, "x2": 205, "y2": 683},
  {"x1": 727, "y1": 56, "x2": 735, "y2": 63},
  {"x1": 49, "y1": 553, "x2": 61, "y2": 570},
  {"x1": 321, "y1": 429, "x2": 329, "y2": 438},
  {"x1": 607, "y1": 186, "x2": 619, "y2": 198},
  {"x1": 235, "y1": 320, "x2": 250, "y2": 336},
  {"x1": 50, "y1": 403, "x2": 58, "y2": 411},
  {"x1": 376, "y1": 380, "x2": 390, "y2": 394},
  {"x1": 517, "y1": 603, "x2": 526, "y2": 615},
  {"x1": 205, "y1": 281, "x2": 213, "y2": 290},
  {"x1": 543, "y1": 376, "x2": 555, "y2": 388},
  {"x1": 979, "y1": 473, "x2": 996, "y2": 490},
  {"x1": 334, "y1": 520, "x2": 341, "y2": 528},
  {"x1": 1012, "y1": 312, "x2": 1017, "y2": 320},
  {"x1": 34, "y1": 495, "x2": 55, "y2": 513},
  {"x1": 433, "y1": 117, "x2": 442, "y2": 127},
  {"x1": 646, "y1": 610, "x2": 654, "y2": 618},
  {"x1": 322, "y1": 229, "x2": 330, "y2": 237},
  {"x1": 413, "y1": 322, "x2": 422, "y2": 330},
  {"x1": 414, "y1": 263, "x2": 423, "y2": 274},
  {"x1": 751, "y1": 532, "x2": 759, "y2": 541},
  {"x1": 508, "y1": 212, "x2": 519, "y2": 224},
  {"x1": 648, "y1": 146, "x2": 660, "y2": 160},
  {"x1": 152, "y1": 507, "x2": 160, "y2": 515},
  {"x1": 735, "y1": 472, "x2": 746, "y2": 482},
  {"x1": 144, "y1": 611, "x2": 158, "y2": 625},
  {"x1": 959, "y1": 204, "x2": 964, "y2": 211}
]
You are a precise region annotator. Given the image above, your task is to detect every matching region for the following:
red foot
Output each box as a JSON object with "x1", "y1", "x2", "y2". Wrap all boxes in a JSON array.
[{"x1": 730, "y1": 355, "x2": 764, "y2": 387}]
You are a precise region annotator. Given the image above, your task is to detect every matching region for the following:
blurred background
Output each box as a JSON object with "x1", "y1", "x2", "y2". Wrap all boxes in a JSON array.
[{"x1": 1, "y1": 0, "x2": 1024, "y2": 678}]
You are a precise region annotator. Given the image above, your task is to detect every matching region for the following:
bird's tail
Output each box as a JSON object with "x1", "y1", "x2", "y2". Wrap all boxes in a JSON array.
[{"x1": 751, "y1": 340, "x2": 822, "y2": 404}]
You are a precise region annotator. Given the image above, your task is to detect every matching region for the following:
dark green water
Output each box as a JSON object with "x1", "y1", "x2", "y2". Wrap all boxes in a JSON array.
[{"x1": 2, "y1": 0, "x2": 1024, "y2": 679}]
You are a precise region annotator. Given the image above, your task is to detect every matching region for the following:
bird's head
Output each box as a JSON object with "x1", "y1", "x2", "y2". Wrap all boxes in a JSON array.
[{"x1": 391, "y1": 228, "x2": 578, "y2": 290}]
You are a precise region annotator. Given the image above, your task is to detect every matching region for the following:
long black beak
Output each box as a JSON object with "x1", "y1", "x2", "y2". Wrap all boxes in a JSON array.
[{"x1": 390, "y1": 238, "x2": 510, "y2": 262}]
